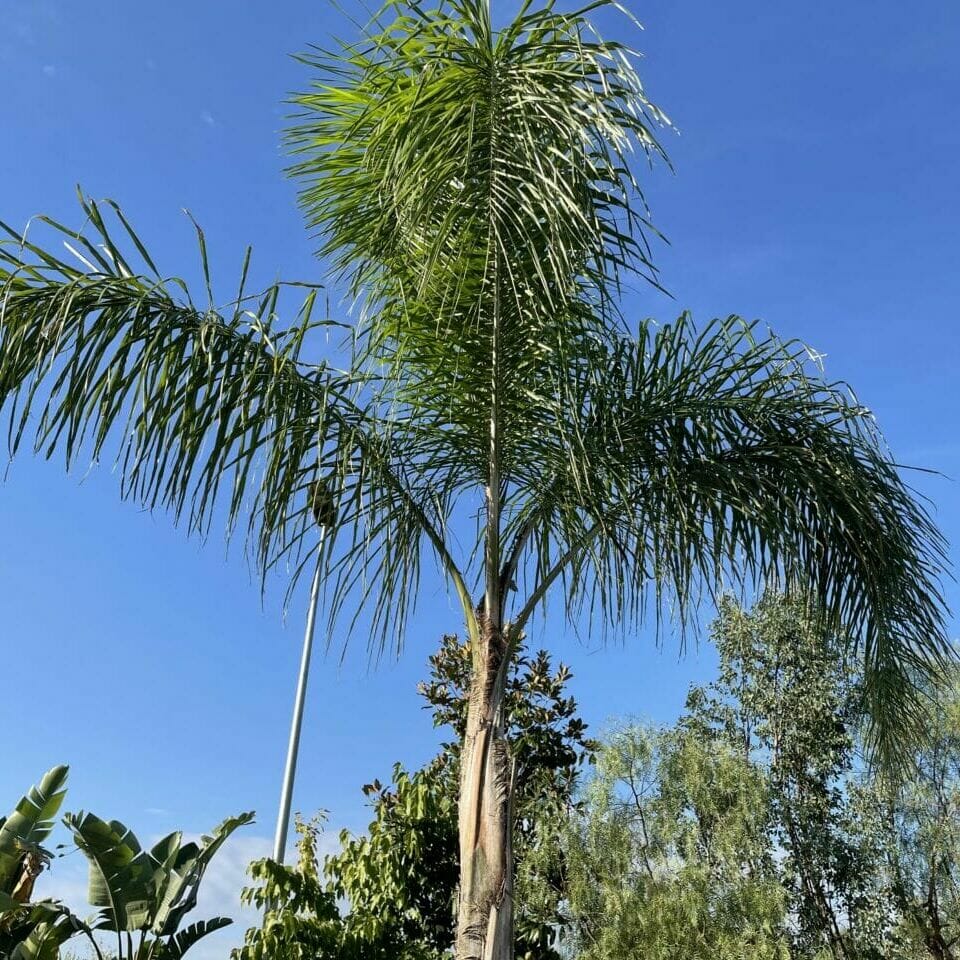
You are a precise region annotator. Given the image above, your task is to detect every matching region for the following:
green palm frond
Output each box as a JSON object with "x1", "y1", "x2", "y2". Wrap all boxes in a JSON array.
[
  {"x1": 289, "y1": 0, "x2": 670, "y2": 468},
  {"x1": 0, "y1": 198, "x2": 346, "y2": 565},
  {"x1": 501, "y1": 315, "x2": 950, "y2": 764},
  {"x1": 0, "y1": 198, "x2": 474, "y2": 649}
]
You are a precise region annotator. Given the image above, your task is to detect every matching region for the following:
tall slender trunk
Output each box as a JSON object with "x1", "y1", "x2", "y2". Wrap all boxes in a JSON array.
[
  {"x1": 459, "y1": 52, "x2": 512, "y2": 953},
  {"x1": 455, "y1": 616, "x2": 514, "y2": 960}
]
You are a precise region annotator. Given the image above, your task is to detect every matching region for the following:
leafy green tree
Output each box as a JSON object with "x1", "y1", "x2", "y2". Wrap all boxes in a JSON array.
[
  {"x1": 563, "y1": 594, "x2": 959, "y2": 960},
  {"x1": 850, "y1": 674, "x2": 960, "y2": 959},
  {"x1": 562, "y1": 723, "x2": 789, "y2": 960},
  {"x1": 235, "y1": 635, "x2": 592, "y2": 960},
  {"x1": 0, "y1": 0, "x2": 951, "y2": 955},
  {"x1": 686, "y1": 593, "x2": 898, "y2": 958}
]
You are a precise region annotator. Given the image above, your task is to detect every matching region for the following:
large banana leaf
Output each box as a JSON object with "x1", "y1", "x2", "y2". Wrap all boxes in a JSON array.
[
  {"x1": 0, "y1": 767, "x2": 68, "y2": 893},
  {"x1": 64, "y1": 807, "x2": 253, "y2": 947},
  {"x1": 1, "y1": 901, "x2": 87, "y2": 960},
  {"x1": 64, "y1": 811, "x2": 155, "y2": 930},
  {"x1": 0, "y1": 890, "x2": 20, "y2": 912},
  {"x1": 151, "y1": 812, "x2": 254, "y2": 937}
]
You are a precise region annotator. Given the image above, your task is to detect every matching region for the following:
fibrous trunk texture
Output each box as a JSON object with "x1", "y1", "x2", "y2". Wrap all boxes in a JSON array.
[{"x1": 455, "y1": 620, "x2": 514, "y2": 960}]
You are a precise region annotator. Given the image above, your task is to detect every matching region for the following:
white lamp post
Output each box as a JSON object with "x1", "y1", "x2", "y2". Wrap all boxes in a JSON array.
[{"x1": 272, "y1": 481, "x2": 335, "y2": 863}]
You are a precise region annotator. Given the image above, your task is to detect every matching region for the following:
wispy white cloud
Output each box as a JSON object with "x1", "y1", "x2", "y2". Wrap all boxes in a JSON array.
[{"x1": 200, "y1": 110, "x2": 216, "y2": 127}]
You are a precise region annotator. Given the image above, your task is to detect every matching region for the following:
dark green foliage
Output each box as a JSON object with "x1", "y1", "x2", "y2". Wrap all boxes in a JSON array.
[
  {"x1": 63, "y1": 808, "x2": 252, "y2": 958},
  {"x1": 235, "y1": 635, "x2": 592, "y2": 959},
  {"x1": 0, "y1": 766, "x2": 87, "y2": 960}
]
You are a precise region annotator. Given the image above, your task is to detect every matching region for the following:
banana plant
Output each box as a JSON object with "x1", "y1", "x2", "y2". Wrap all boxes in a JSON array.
[
  {"x1": 0, "y1": 766, "x2": 96, "y2": 960},
  {"x1": 0, "y1": 765, "x2": 68, "y2": 897},
  {"x1": 0, "y1": 902, "x2": 90, "y2": 960},
  {"x1": 63, "y1": 810, "x2": 254, "y2": 960}
]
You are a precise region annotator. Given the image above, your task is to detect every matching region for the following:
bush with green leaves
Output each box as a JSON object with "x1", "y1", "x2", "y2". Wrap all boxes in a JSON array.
[{"x1": 235, "y1": 635, "x2": 593, "y2": 960}]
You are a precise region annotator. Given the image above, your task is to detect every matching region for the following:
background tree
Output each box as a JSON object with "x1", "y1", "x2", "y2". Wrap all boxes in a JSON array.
[
  {"x1": 235, "y1": 635, "x2": 592, "y2": 960},
  {"x1": 562, "y1": 594, "x2": 958, "y2": 960},
  {"x1": 850, "y1": 674, "x2": 960, "y2": 959},
  {"x1": 685, "y1": 593, "x2": 892, "y2": 958},
  {"x1": 0, "y1": 0, "x2": 951, "y2": 956},
  {"x1": 562, "y1": 721, "x2": 789, "y2": 960}
]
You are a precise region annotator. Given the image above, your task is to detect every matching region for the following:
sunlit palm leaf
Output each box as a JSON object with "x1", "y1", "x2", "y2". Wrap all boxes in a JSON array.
[{"x1": 289, "y1": 0, "x2": 670, "y2": 470}]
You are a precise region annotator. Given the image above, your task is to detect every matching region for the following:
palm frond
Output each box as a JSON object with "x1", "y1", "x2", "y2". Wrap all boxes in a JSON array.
[
  {"x1": 288, "y1": 0, "x2": 671, "y2": 470},
  {"x1": 0, "y1": 198, "x2": 348, "y2": 568},
  {"x1": 503, "y1": 314, "x2": 951, "y2": 766},
  {"x1": 0, "y1": 198, "x2": 472, "y2": 651}
]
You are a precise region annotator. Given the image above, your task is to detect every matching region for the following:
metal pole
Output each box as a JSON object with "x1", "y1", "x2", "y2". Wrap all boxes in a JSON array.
[{"x1": 273, "y1": 533, "x2": 326, "y2": 864}]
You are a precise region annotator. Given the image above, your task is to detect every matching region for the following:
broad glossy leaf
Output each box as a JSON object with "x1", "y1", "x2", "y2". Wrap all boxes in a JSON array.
[
  {"x1": 63, "y1": 811, "x2": 154, "y2": 931},
  {"x1": 0, "y1": 767, "x2": 68, "y2": 892}
]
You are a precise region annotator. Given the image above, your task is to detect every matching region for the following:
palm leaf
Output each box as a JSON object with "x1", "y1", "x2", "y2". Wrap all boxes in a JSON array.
[
  {"x1": 1, "y1": 0, "x2": 951, "y2": 775},
  {"x1": 289, "y1": 0, "x2": 671, "y2": 468},
  {"x1": 503, "y1": 315, "x2": 951, "y2": 765},
  {"x1": 0, "y1": 197, "x2": 475, "y2": 653},
  {"x1": 0, "y1": 199, "x2": 348, "y2": 570},
  {"x1": 288, "y1": 0, "x2": 950, "y2": 765}
]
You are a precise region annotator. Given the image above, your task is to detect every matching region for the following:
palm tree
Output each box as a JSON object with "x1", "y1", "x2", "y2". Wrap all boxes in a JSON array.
[{"x1": 0, "y1": 1, "x2": 951, "y2": 958}]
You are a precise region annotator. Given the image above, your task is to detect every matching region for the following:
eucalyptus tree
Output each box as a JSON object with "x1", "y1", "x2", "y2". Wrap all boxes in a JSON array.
[{"x1": 0, "y1": 0, "x2": 952, "y2": 958}]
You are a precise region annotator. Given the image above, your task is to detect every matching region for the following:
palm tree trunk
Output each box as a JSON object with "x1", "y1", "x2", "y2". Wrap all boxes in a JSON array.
[{"x1": 455, "y1": 619, "x2": 514, "y2": 960}]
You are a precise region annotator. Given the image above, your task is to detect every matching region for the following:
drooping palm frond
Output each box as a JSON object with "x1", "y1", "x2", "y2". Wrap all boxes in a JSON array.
[
  {"x1": 501, "y1": 314, "x2": 951, "y2": 764},
  {"x1": 0, "y1": 198, "x2": 473, "y2": 650},
  {"x1": 0, "y1": 198, "x2": 347, "y2": 569}
]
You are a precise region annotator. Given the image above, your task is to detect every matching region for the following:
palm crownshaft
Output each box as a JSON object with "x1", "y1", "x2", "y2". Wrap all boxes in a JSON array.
[{"x1": 0, "y1": 1, "x2": 953, "y2": 958}]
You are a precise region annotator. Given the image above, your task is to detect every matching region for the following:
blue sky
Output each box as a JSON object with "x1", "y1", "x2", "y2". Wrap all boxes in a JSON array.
[{"x1": 2, "y1": 0, "x2": 959, "y2": 954}]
